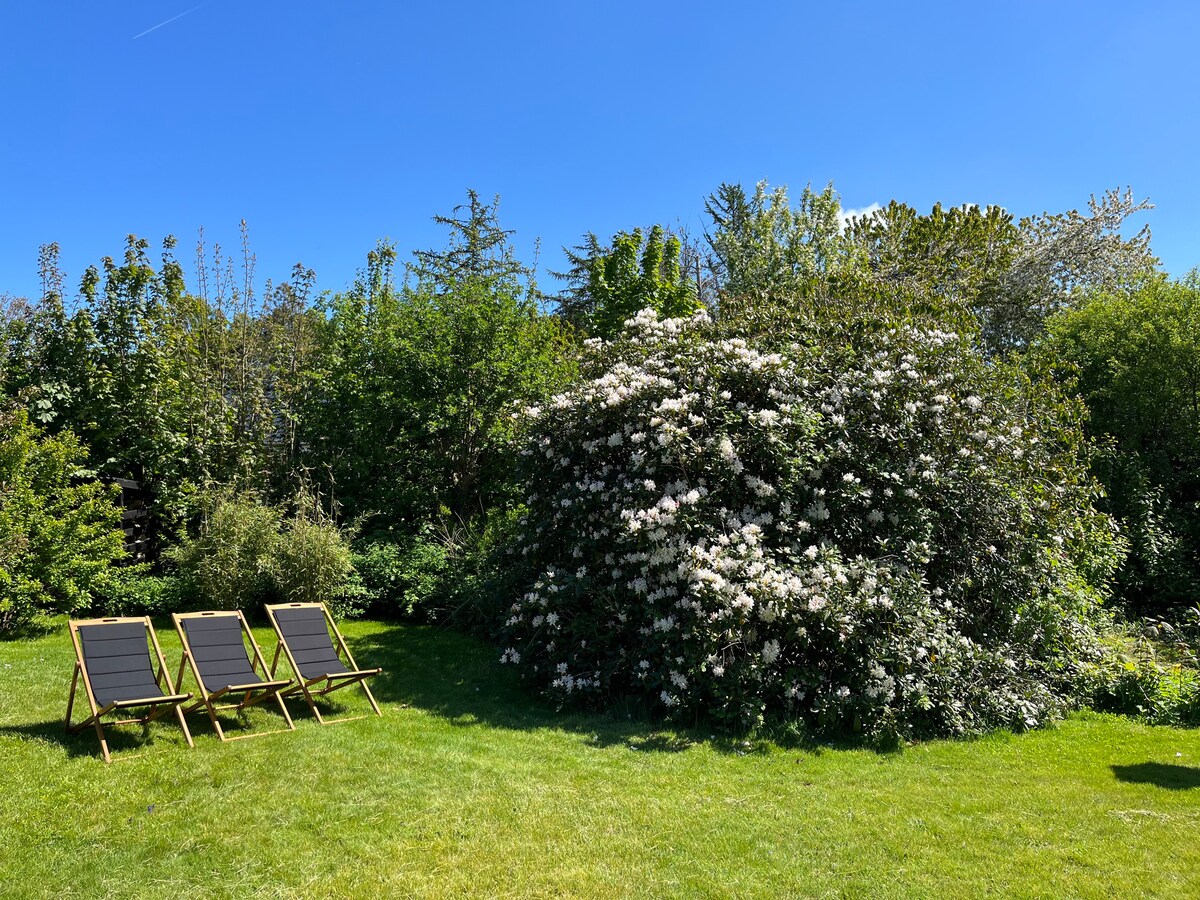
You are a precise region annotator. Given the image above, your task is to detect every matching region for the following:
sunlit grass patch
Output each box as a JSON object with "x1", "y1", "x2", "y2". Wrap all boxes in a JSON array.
[{"x1": 2, "y1": 620, "x2": 1199, "y2": 898}]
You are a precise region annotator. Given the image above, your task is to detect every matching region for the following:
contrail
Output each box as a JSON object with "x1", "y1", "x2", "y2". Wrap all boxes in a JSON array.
[{"x1": 132, "y1": 3, "x2": 208, "y2": 40}]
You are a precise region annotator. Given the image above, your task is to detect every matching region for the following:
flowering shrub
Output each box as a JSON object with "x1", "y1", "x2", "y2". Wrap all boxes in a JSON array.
[{"x1": 498, "y1": 308, "x2": 1124, "y2": 739}]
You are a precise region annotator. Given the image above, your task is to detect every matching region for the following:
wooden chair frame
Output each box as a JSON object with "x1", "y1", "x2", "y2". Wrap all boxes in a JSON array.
[
  {"x1": 172, "y1": 610, "x2": 296, "y2": 742},
  {"x1": 66, "y1": 616, "x2": 195, "y2": 764},
  {"x1": 265, "y1": 602, "x2": 382, "y2": 725}
]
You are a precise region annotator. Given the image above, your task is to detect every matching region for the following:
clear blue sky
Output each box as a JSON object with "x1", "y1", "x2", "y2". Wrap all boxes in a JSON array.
[{"x1": 1, "y1": 1, "x2": 1196, "y2": 301}]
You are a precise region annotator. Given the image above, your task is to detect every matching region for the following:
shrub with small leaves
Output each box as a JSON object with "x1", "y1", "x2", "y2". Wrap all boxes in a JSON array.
[
  {"x1": 89, "y1": 567, "x2": 183, "y2": 618},
  {"x1": 167, "y1": 492, "x2": 281, "y2": 611},
  {"x1": 498, "y1": 308, "x2": 1123, "y2": 740},
  {"x1": 352, "y1": 530, "x2": 448, "y2": 619},
  {"x1": 0, "y1": 406, "x2": 126, "y2": 632},
  {"x1": 275, "y1": 498, "x2": 359, "y2": 618}
]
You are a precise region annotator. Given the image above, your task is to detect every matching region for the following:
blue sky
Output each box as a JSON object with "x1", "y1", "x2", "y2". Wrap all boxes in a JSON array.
[{"x1": 1, "y1": 1, "x2": 1196, "y2": 300}]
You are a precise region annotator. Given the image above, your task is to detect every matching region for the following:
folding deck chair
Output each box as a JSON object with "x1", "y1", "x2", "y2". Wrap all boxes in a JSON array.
[
  {"x1": 265, "y1": 602, "x2": 382, "y2": 724},
  {"x1": 173, "y1": 610, "x2": 295, "y2": 741},
  {"x1": 66, "y1": 616, "x2": 194, "y2": 763}
]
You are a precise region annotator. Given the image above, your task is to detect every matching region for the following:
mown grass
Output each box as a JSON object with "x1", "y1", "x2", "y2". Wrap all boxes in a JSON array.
[{"x1": 2, "y1": 619, "x2": 1199, "y2": 898}]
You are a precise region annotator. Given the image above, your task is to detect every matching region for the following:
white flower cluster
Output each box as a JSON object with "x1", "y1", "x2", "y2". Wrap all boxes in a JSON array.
[{"x1": 500, "y1": 309, "x2": 1115, "y2": 739}]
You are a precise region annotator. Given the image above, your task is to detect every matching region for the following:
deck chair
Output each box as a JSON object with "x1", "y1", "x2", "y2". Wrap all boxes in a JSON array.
[
  {"x1": 66, "y1": 617, "x2": 194, "y2": 763},
  {"x1": 173, "y1": 611, "x2": 295, "y2": 741},
  {"x1": 265, "y1": 602, "x2": 382, "y2": 724}
]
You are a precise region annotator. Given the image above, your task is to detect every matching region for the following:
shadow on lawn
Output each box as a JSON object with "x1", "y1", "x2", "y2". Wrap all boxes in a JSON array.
[
  {"x1": 346, "y1": 623, "x2": 848, "y2": 756},
  {"x1": 1111, "y1": 762, "x2": 1200, "y2": 790},
  {"x1": 0, "y1": 717, "x2": 194, "y2": 760},
  {"x1": 0, "y1": 702, "x2": 302, "y2": 760}
]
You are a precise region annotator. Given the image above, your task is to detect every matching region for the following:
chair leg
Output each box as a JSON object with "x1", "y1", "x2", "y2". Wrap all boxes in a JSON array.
[
  {"x1": 65, "y1": 664, "x2": 80, "y2": 734},
  {"x1": 304, "y1": 681, "x2": 326, "y2": 725},
  {"x1": 94, "y1": 718, "x2": 111, "y2": 764},
  {"x1": 209, "y1": 703, "x2": 228, "y2": 741},
  {"x1": 175, "y1": 704, "x2": 195, "y2": 748},
  {"x1": 361, "y1": 680, "x2": 382, "y2": 717},
  {"x1": 274, "y1": 688, "x2": 296, "y2": 730}
]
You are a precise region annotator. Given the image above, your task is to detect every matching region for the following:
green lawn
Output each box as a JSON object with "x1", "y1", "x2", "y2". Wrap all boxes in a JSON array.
[{"x1": 1, "y1": 620, "x2": 1198, "y2": 898}]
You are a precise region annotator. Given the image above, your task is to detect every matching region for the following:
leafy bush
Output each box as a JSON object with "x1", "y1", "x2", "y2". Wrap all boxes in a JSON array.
[
  {"x1": 275, "y1": 500, "x2": 360, "y2": 618},
  {"x1": 0, "y1": 406, "x2": 126, "y2": 633},
  {"x1": 1041, "y1": 277, "x2": 1200, "y2": 615},
  {"x1": 1079, "y1": 626, "x2": 1200, "y2": 726},
  {"x1": 498, "y1": 308, "x2": 1123, "y2": 740},
  {"x1": 167, "y1": 491, "x2": 360, "y2": 615},
  {"x1": 167, "y1": 492, "x2": 281, "y2": 610},
  {"x1": 352, "y1": 529, "x2": 448, "y2": 620},
  {"x1": 303, "y1": 212, "x2": 576, "y2": 533},
  {"x1": 89, "y1": 567, "x2": 183, "y2": 618},
  {"x1": 441, "y1": 507, "x2": 526, "y2": 634}
]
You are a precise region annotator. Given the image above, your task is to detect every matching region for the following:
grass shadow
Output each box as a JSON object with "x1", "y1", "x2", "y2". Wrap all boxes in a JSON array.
[
  {"x1": 181, "y1": 703, "x2": 300, "y2": 739},
  {"x1": 1111, "y1": 762, "x2": 1200, "y2": 790},
  {"x1": 346, "y1": 622, "x2": 885, "y2": 756},
  {"x1": 0, "y1": 717, "x2": 190, "y2": 760}
]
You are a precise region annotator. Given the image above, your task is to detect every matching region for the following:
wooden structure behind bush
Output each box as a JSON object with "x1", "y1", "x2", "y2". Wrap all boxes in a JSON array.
[{"x1": 107, "y1": 477, "x2": 153, "y2": 564}]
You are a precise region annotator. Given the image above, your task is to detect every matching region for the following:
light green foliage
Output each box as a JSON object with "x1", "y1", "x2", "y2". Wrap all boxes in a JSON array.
[
  {"x1": 167, "y1": 490, "x2": 359, "y2": 614},
  {"x1": 88, "y1": 568, "x2": 183, "y2": 618},
  {"x1": 274, "y1": 496, "x2": 359, "y2": 617},
  {"x1": 3, "y1": 623, "x2": 1200, "y2": 897},
  {"x1": 1081, "y1": 623, "x2": 1200, "y2": 726},
  {"x1": 847, "y1": 200, "x2": 1020, "y2": 336},
  {"x1": 0, "y1": 406, "x2": 125, "y2": 632},
  {"x1": 1041, "y1": 276, "x2": 1200, "y2": 613},
  {"x1": 706, "y1": 182, "x2": 1158, "y2": 353},
  {"x1": 705, "y1": 181, "x2": 857, "y2": 312},
  {"x1": 581, "y1": 225, "x2": 702, "y2": 337},
  {"x1": 167, "y1": 491, "x2": 281, "y2": 610}
]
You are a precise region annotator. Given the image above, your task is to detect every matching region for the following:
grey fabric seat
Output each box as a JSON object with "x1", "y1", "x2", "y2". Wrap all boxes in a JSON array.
[
  {"x1": 78, "y1": 621, "x2": 178, "y2": 707},
  {"x1": 179, "y1": 615, "x2": 276, "y2": 692},
  {"x1": 270, "y1": 607, "x2": 354, "y2": 680},
  {"x1": 173, "y1": 611, "x2": 295, "y2": 741},
  {"x1": 66, "y1": 617, "x2": 194, "y2": 763},
  {"x1": 266, "y1": 602, "x2": 382, "y2": 725}
]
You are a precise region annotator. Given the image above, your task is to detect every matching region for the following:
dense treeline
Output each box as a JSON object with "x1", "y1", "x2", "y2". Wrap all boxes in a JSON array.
[{"x1": 2, "y1": 183, "x2": 1197, "y2": 733}]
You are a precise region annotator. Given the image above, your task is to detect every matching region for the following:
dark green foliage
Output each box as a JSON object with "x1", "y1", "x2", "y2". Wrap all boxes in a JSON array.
[
  {"x1": 0, "y1": 405, "x2": 126, "y2": 632},
  {"x1": 1041, "y1": 277, "x2": 1200, "y2": 614},
  {"x1": 10, "y1": 238, "x2": 189, "y2": 490},
  {"x1": 1, "y1": 234, "x2": 325, "y2": 533},
  {"x1": 1, "y1": 185, "x2": 1191, "y2": 741},
  {"x1": 502, "y1": 303, "x2": 1122, "y2": 737},
  {"x1": 302, "y1": 201, "x2": 576, "y2": 531},
  {"x1": 352, "y1": 531, "x2": 449, "y2": 620},
  {"x1": 410, "y1": 190, "x2": 533, "y2": 291}
]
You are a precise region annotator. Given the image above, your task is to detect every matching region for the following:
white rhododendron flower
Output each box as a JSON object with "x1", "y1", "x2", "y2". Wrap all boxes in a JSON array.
[{"x1": 501, "y1": 308, "x2": 1120, "y2": 740}]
